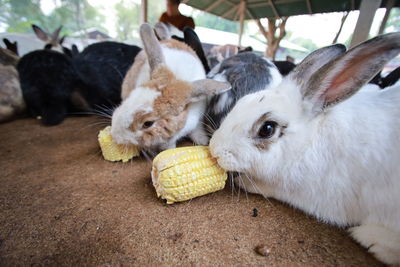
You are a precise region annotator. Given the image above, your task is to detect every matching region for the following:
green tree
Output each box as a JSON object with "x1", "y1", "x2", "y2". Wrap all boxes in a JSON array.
[
  {"x1": 147, "y1": 0, "x2": 166, "y2": 25},
  {"x1": 289, "y1": 37, "x2": 318, "y2": 52},
  {"x1": 384, "y1": 8, "x2": 400, "y2": 33},
  {"x1": 114, "y1": 0, "x2": 140, "y2": 41},
  {"x1": 0, "y1": 0, "x2": 107, "y2": 36},
  {"x1": 0, "y1": 0, "x2": 46, "y2": 33},
  {"x1": 193, "y1": 11, "x2": 239, "y2": 33}
]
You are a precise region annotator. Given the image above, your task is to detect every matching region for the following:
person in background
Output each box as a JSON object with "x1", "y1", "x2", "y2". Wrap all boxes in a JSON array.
[{"x1": 159, "y1": 0, "x2": 195, "y2": 31}]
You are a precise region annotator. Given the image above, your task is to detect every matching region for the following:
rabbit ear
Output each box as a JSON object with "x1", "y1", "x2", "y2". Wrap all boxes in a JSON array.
[
  {"x1": 3, "y1": 38, "x2": 11, "y2": 47},
  {"x1": 59, "y1": 35, "x2": 66, "y2": 45},
  {"x1": 289, "y1": 44, "x2": 346, "y2": 89},
  {"x1": 189, "y1": 79, "x2": 231, "y2": 102},
  {"x1": 140, "y1": 23, "x2": 165, "y2": 73},
  {"x1": 3, "y1": 38, "x2": 18, "y2": 56},
  {"x1": 51, "y1": 26, "x2": 63, "y2": 43},
  {"x1": 302, "y1": 32, "x2": 400, "y2": 113},
  {"x1": 32, "y1": 24, "x2": 49, "y2": 42},
  {"x1": 154, "y1": 22, "x2": 170, "y2": 40}
]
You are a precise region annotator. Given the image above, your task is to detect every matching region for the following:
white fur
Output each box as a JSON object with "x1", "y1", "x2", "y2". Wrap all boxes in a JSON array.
[
  {"x1": 209, "y1": 71, "x2": 232, "y2": 114},
  {"x1": 111, "y1": 87, "x2": 160, "y2": 145},
  {"x1": 210, "y1": 76, "x2": 400, "y2": 264},
  {"x1": 111, "y1": 44, "x2": 207, "y2": 148},
  {"x1": 213, "y1": 92, "x2": 231, "y2": 114},
  {"x1": 263, "y1": 58, "x2": 283, "y2": 88}
]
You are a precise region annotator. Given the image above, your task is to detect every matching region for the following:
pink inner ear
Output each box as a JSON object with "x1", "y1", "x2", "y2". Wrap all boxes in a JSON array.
[{"x1": 324, "y1": 49, "x2": 382, "y2": 104}]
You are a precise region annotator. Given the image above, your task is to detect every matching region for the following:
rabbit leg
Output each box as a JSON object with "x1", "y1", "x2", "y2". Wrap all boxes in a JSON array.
[
  {"x1": 189, "y1": 124, "x2": 209, "y2": 145},
  {"x1": 349, "y1": 224, "x2": 400, "y2": 265}
]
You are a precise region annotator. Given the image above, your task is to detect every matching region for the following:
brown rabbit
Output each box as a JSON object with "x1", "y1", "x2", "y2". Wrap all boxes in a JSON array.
[{"x1": 0, "y1": 47, "x2": 25, "y2": 122}]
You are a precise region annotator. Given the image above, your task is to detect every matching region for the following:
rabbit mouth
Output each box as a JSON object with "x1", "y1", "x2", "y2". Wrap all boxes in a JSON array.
[{"x1": 215, "y1": 156, "x2": 243, "y2": 173}]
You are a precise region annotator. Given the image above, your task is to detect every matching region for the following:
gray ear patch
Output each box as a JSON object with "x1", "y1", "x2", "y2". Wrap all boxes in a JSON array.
[
  {"x1": 140, "y1": 23, "x2": 166, "y2": 73},
  {"x1": 289, "y1": 44, "x2": 346, "y2": 92},
  {"x1": 190, "y1": 79, "x2": 231, "y2": 102},
  {"x1": 298, "y1": 32, "x2": 400, "y2": 114}
]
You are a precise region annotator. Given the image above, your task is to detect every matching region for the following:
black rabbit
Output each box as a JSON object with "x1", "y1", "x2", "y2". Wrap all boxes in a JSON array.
[
  {"x1": 18, "y1": 23, "x2": 142, "y2": 125},
  {"x1": 17, "y1": 49, "x2": 77, "y2": 125},
  {"x1": 72, "y1": 41, "x2": 141, "y2": 110}
]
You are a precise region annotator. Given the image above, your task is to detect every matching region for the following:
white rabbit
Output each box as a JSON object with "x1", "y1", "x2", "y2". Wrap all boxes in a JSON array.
[
  {"x1": 111, "y1": 23, "x2": 230, "y2": 151},
  {"x1": 209, "y1": 33, "x2": 400, "y2": 265}
]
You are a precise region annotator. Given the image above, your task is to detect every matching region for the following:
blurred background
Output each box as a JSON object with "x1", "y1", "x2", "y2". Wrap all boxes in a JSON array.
[{"x1": 0, "y1": 0, "x2": 399, "y2": 63}]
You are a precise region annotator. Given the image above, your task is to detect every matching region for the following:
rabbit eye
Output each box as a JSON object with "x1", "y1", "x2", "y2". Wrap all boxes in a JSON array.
[
  {"x1": 143, "y1": 121, "x2": 154, "y2": 129},
  {"x1": 258, "y1": 121, "x2": 277, "y2": 138}
]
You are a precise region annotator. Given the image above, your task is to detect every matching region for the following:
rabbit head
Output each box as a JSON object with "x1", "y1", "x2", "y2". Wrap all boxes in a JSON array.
[
  {"x1": 111, "y1": 23, "x2": 230, "y2": 151},
  {"x1": 32, "y1": 24, "x2": 65, "y2": 52},
  {"x1": 210, "y1": 33, "x2": 400, "y2": 178}
]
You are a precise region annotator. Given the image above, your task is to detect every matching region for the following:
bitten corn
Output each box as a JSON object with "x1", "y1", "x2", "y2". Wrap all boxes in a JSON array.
[
  {"x1": 151, "y1": 146, "x2": 227, "y2": 204},
  {"x1": 98, "y1": 126, "x2": 139, "y2": 162}
]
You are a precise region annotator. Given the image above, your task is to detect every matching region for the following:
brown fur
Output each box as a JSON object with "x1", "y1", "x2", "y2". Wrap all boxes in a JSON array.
[
  {"x1": 122, "y1": 30, "x2": 200, "y2": 148},
  {"x1": 145, "y1": 65, "x2": 192, "y2": 116},
  {"x1": 121, "y1": 51, "x2": 147, "y2": 100},
  {"x1": 120, "y1": 40, "x2": 197, "y2": 100},
  {"x1": 128, "y1": 65, "x2": 193, "y2": 148},
  {"x1": 130, "y1": 110, "x2": 188, "y2": 148}
]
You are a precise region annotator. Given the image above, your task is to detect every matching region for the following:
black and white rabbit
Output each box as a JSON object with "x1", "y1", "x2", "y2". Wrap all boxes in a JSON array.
[{"x1": 204, "y1": 51, "x2": 282, "y2": 134}]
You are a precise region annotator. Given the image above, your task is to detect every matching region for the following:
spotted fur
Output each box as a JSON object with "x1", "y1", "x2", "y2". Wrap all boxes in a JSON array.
[
  {"x1": 205, "y1": 52, "x2": 282, "y2": 135},
  {"x1": 111, "y1": 23, "x2": 231, "y2": 151}
]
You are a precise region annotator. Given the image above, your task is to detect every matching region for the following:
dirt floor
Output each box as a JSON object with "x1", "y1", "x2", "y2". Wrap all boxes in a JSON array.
[{"x1": 0, "y1": 116, "x2": 383, "y2": 266}]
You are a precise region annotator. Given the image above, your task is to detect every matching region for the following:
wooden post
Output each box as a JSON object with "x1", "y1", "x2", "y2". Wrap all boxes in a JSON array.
[
  {"x1": 350, "y1": 0, "x2": 381, "y2": 48},
  {"x1": 378, "y1": 0, "x2": 395, "y2": 35},
  {"x1": 141, "y1": 0, "x2": 148, "y2": 24},
  {"x1": 238, "y1": 0, "x2": 246, "y2": 47},
  {"x1": 332, "y1": 12, "x2": 349, "y2": 44}
]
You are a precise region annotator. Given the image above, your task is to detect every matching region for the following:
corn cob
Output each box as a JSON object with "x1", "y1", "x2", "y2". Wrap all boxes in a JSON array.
[
  {"x1": 151, "y1": 146, "x2": 227, "y2": 204},
  {"x1": 98, "y1": 126, "x2": 139, "y2": 162}
]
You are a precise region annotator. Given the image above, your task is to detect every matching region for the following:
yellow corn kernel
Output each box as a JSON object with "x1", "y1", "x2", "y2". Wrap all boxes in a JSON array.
[
  {"x1": 98, "y1": 126, "x2": 139, "y2": 162},
  {"x1": 151, "y1": 146, "x2": 227, "y2": 204}
]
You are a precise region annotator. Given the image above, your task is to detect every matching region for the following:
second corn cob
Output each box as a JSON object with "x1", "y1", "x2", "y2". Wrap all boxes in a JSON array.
[
  {"x1": 98, "y1": 126, "x2": 140, "y2": 162},
  {"x1": 151, "y1": 146, "x2": 227, "y2": 204}
]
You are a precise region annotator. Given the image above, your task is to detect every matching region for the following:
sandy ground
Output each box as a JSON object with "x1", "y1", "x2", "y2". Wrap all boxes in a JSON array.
[{"x1": 0, "y1": 116, "x2": 382, "y2": 266}]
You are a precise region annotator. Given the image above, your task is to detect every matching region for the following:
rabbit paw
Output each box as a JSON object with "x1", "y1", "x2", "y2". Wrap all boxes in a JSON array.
[{"x1": 349, "y1": 224, "x2": 400, "y2": 265}]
